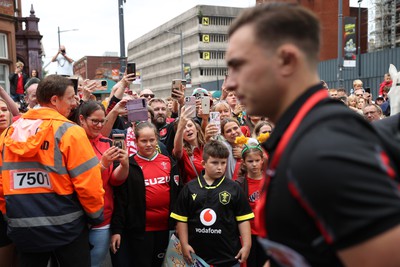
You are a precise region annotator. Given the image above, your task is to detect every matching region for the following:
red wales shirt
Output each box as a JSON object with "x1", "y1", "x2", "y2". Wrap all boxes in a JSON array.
[{"x1": 134, "y1": 152, "x2": 171, "y2": 231}]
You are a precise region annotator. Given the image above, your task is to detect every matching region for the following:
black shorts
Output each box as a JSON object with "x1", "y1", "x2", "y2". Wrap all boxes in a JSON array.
[{"x1": 0, "y1": 215, "x2": 12, "y2": 247}]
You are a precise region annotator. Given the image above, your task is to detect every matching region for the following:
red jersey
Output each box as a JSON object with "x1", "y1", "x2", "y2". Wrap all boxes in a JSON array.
[
  {"x1": 135, "y1": 152, "x2": 171, "y2": 231},
  {"x1": 180, "y1": 147, "x2": 203, "y2": 184},
  {"x1": 16, "y1": 74, "x2": 24, "y2": 94},
  {"x1": 246, "y1": 175, "x2": 265, "y2": 235}
]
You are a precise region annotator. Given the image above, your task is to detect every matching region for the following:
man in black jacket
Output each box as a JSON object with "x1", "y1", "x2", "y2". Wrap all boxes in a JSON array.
[
  {"x1": 8, "y1": 61, "x2": 28, "y2": 102},
  {"x1": 225, "y1": 3, "x2": 400, "y2": 267}
]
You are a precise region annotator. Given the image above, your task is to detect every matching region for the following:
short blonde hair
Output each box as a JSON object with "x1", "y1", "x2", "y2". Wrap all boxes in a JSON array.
[
  {"x1": 16, "y1": 61, "x2": 24, "y2": 68},
  {"x1": 353, "y1": 79, "x2": 363, "y2": 86}
]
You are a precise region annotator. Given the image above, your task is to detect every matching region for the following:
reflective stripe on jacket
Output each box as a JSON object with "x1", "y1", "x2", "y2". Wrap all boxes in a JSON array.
[{"x1": 0, "y1": 107, "x2": 104, "y2": 252}]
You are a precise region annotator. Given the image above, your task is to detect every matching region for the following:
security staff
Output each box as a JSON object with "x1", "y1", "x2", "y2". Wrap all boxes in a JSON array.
[{"x1": 0, "y1": 75, "x2": 104, "y2": 266}]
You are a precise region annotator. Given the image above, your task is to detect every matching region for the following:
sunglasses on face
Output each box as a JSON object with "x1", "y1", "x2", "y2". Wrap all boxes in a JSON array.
[{"x1": 141, "y1": 94, "x2": 155, "y2": 98}]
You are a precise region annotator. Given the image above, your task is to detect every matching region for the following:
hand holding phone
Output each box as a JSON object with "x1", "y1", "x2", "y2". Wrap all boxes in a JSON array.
[
  {"x1": 112, "y1": 134, "x2": 126, "y2": 150},
  {"x1": 209, "y1": 112, "x2": 221, "y2": 135},
  {"x1": 126, "y1": 63, "x2": 136, "y2": 76},
  {"x1": 201, "y1": 96, "x2": 210, "y2": 114}
]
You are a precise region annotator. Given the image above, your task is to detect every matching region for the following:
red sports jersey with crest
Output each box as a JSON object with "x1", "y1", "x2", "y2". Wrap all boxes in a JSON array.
[{"x1": 134, "y1": 153, "x2": 171, "y2": 231}]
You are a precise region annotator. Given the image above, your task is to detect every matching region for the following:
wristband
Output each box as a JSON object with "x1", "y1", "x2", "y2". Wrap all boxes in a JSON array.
[{"x1": 100, "y1": 162, "x2": 108, "y2": 170}]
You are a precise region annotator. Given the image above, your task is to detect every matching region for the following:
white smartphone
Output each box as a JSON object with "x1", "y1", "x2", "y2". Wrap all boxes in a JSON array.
[
  {"x1": 184, "y1": 96, "x2": 196, "y2": 118},
  {"x1": 201, "y1": 96, "x2": 210, "y2": 114},
  {"x1": 209, "y1": 112, "x2": 221, "y2": 135}
]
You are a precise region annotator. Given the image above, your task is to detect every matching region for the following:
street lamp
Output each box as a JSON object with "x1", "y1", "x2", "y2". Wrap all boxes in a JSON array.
[
  {"x1": 57, "y1": 26, "x2": 78, "y2": 48},
  {"x1": 165, "y1": 30, "x2": 184, "y2": 79}
]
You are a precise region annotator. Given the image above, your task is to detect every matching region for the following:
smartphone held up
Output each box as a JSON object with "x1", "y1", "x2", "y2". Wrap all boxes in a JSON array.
[
  {"x1": 126, "y1": 98, "x2": 148, "y2": 122},
  {"x1": 184, "y1": 96, "x2": 196, "y2": 118},
  {"x1": 171, "y1": 79, "x2": 186, "y2": 99},
  {"x1": 112, "y1": 134, "x2": 126, "y2": 150},
  {"x1": 126, "y1": 62, "x2": 136, "y2": 76}
]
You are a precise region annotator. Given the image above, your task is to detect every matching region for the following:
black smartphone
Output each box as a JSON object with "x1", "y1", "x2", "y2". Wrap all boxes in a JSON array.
[
  {"x1": 112, "y1": 134, "x2": 126, "y2": 150},
  {"x1": 127, "y1": 63, "x2": 136, "y2": 75},
  {"x1": 67, "y1": 77, "x2": 79, "y2": 95}
]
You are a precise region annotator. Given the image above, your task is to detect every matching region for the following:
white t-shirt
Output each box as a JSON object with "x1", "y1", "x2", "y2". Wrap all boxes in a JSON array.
[{"x1": 55, "y1": 54, "x2": 73, "y2": 76}]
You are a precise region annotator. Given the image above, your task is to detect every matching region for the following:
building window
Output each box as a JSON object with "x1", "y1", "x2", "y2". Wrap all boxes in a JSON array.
[
  {"x1": 0, "y1": 34, "x2": 8, "y2": 59},
  {"x1": 0, "y1": 64, "x2": 9, "y2": 90},
  {"x1": 207, "y1": 17, "x2": 234, "y2": 26},
  {"x1": 199, "y1": 67, "x2": 228, "y2": 76}
]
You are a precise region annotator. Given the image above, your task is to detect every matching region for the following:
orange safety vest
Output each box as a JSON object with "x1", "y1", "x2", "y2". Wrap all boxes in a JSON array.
[{"x1": 0, "y1": 107, "x2": 104, "y2": 252}]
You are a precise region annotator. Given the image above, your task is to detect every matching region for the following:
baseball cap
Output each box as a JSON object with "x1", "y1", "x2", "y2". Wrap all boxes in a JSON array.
[{"x1": 24, "y1": 77, "x2": 40, "y2": 90}]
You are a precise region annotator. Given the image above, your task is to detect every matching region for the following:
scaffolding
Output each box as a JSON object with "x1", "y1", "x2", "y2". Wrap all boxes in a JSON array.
[{"x1": 368, "y1": 0, "x2": 399, "y2": 51}]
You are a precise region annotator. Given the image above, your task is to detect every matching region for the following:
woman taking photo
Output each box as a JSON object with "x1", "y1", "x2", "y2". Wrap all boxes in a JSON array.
[
  {"x1": 173, "y1": 106, "x2": 205, "y2": 184},
  {"x1": 78, "y1": 101, "x2": 129, "y2": 267},
  {"x1": 0, "y1": 98, "x2": 15, "y2": 266},
  {"x1": 110, "y1": 122, "x2": 181, "y2": 267}
]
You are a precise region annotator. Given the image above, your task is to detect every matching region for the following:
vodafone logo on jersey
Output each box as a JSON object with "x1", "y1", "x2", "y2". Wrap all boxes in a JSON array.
[{"x1": 200, "y1": 208, "x2": 217, "y2": 226}]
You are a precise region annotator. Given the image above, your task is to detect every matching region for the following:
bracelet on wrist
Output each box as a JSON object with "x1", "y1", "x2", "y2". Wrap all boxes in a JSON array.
[{"x1": 100, "y1": 162, "x2": 108, "y2": 170}]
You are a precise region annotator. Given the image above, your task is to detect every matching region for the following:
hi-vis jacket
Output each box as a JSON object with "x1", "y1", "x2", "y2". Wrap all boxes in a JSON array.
[{"x1": 0, "y1": 107, "x2": 104, "y2": 252}]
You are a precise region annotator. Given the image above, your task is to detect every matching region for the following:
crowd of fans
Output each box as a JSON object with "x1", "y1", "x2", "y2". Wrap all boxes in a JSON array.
[
  {"x1": 0, "y1": 4, "x2": 398, "y2": 264},
  {"x1": 0, "y1": 65, "x2": 394, "y2": 267},
  {"x1": 326, "y1": 74, "x2": 392, "y2": 122}
]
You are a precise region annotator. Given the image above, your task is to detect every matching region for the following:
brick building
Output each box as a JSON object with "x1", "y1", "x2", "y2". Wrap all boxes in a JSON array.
[
  {"x1": 0, "y1": 0, "x2": 43, "y2": 92},
  {"x1": 255, "y1": 0, "x2": 368, "y2": 61},
  {"x1": 73, "y1": 56, "x2": 120, "y2": 80}
]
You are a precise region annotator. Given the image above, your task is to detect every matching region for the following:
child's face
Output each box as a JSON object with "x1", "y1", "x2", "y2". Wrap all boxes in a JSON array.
[
  {"x1": 202, "y1": 156, "x2": 227, "y2": 180},
  {"x1": 244, "y1": 153, "x2": 263, "y2": 176},
  {"x1": 385, "y1": 74, "x2": 391, "y2": 83}
]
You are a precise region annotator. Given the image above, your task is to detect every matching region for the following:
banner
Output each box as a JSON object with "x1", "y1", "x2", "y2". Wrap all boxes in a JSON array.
[
  {"x1": 184, "y1": 63, "x2": 192, "y2": 88},
  {"x1": 343, "y1": 17, "x2": 356, "y2": 68},
  {"x1": 163, "y1": 234, "x2": 209, "y2": 267}
]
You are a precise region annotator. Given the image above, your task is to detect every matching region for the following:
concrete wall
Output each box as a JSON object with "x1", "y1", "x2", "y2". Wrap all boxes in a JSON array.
[{"x1": 127, "y1": 5, "x2": 242, "y2": 98}]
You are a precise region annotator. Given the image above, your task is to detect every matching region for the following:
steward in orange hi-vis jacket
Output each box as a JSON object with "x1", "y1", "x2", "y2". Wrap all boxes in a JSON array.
[{"x1": 0, "y1": 75, "x2": 104, "y2": 259}]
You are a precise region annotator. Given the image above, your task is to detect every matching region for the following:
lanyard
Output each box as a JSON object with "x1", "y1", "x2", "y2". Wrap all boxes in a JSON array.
[{"x1": 256, "y1": 89, "x2": 329, "y2": 238}]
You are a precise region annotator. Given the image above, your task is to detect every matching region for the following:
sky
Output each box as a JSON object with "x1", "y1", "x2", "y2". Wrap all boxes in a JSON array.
[
  {"x1": 22, "y1": 0, "x2": 368, "y2": 74},
  {"x1": 21, "y1": 0, "x2": 255, "y2": 74}
]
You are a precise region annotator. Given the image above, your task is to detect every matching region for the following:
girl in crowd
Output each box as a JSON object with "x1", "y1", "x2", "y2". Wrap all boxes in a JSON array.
[
  {"x1": 236, "y1": 139, "x2": 268, "y2": 267},
  {"x1": 30, "y1": 69, "x2": 38, "y2": 79},
  {"x1": 110, "y1": 122, "x2": 181, "y2": 267},
  {"x1": 356, "y1": 97, "x2": 366, "y2": 114},
  {"x1": 347, "y1": 95, "x2": 357, "y2": 110},
  {"x1": 78, "y1": 101, "x2": 129, "y2": 267},
  {"x1": 253, "y1": 121, "x2": 274, "y2": 139},
  {"x1": 173, "y1": 106, "x2": 205, "y2": 184},
  {"x1": 0, "y1": 98, "x2": 15, "y2": 267},
  {"x1": 221, "y1": 118, "x2": 244, "y2": 180}
]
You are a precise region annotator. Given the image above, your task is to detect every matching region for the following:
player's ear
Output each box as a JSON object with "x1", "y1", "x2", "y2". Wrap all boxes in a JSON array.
[{"x1": 201, "y1": 160, "x2": 206, "y2": 167}]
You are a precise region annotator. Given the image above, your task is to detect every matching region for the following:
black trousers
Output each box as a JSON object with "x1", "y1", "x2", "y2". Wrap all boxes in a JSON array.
[
  {"x1": 111, "y1": 230, "x2": 169, "y2": 267},
  {"x1": 17, "y1": 228, "x2": 90, "y2": 267}
]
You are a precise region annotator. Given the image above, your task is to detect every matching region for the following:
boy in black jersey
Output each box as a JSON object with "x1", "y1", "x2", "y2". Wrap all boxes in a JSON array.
[{"x1": 171, "y1": 140, "x2": 254, "y2": 267}]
